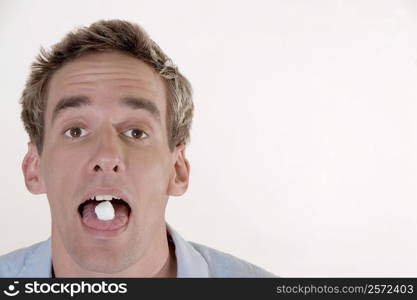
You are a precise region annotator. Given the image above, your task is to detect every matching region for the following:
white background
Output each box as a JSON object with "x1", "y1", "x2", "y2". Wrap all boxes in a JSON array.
[{"x1": 1, "y1": 0, "x2": 417, "y2": 277}]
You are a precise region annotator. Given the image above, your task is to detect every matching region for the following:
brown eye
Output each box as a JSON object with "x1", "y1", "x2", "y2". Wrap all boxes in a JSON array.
[
  {"x1": 123, "y1": 129, "x2": 148, "y2": 140},
  {"x1": 64, "y1": 127, "x2": 87, "y2": 138}
]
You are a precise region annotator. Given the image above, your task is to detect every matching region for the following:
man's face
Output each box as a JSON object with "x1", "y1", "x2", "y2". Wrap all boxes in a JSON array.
[{"x1": 25, "y1": 52, "x2": 188, "y2": 273}]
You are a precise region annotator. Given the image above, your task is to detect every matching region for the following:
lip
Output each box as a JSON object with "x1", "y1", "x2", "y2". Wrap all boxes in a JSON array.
[{"x1": 80, "y1": 217, "x2": 130, "y2": 239}]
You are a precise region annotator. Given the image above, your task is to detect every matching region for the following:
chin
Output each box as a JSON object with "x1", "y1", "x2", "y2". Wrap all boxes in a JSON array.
[{"x1": 63, "y1": 234, "x2": 136, "y2": 275}]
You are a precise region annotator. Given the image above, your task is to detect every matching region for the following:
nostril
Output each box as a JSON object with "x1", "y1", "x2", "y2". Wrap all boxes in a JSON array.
[{"x1": 92, "y1": 164, "x2": 120, "y2": 172}]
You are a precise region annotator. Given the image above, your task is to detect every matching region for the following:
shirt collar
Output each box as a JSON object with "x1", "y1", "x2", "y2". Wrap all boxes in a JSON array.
[
  {"x1": 19, "y1": 224, "x2": 209, "y2": 277},
  {"x1": 166, "y1": 223, "x2": 209, "y2": 277}
]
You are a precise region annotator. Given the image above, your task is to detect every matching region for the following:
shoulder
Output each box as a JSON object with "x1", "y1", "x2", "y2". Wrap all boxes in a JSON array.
[
  {"x1": 0, "y1": 239, "x2": 50, "y2": 277},
  {"x1": 188, "y1": 241, "x2": 276, "y2": 277}
]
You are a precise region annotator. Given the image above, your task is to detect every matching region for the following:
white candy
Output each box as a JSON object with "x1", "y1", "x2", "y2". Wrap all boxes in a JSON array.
[{"x1": 95, "y1": 200, "x2": 115, "y2": 221}]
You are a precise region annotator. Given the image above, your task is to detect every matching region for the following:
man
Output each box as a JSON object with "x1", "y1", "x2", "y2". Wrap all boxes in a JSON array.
[{"x1": 0, "y1": 20, "x2": 274, "y2": 277}]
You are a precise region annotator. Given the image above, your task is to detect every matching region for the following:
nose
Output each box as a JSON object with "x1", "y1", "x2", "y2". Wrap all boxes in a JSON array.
[{"x1": 88, "y1": 126, "x2": 126, "y2": 175}]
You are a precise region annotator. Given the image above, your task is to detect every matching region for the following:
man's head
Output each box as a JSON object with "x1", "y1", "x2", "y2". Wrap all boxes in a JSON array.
[
  {"x1": 21, "y1": 19, "x2": 193, "y2": 154},
  {"x1": 20, "y1": 20, "x2": 193, "y2": 275}
]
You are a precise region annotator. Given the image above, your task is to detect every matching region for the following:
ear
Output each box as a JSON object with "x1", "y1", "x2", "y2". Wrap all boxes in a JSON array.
[
  {"x1": 22, "y1": 141, "x2": 46, "y2": 195},
  {"x1": 167, "y1": 144, "x2": 190, "y2": 196}
]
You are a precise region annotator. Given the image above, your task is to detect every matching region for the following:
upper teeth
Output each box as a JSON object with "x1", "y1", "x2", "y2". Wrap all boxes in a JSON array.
[{"x1": 90, "y1": 195, "x2": 120, "y2": 201}]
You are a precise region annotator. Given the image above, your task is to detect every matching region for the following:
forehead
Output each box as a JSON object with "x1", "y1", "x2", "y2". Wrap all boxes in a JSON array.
[{"x1": 45, "y1": 51, "x2": 167, "y2": 124}]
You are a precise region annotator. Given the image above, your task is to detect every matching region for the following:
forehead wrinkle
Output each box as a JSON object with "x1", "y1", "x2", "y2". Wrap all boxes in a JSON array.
[
  {"x1": 62, "y1": 78, "x2": 154, "y2": 86},
  {"x1": 65, "y1": 71, "x2": 146, "y2": 80},
  {"x1": 58, "y1": 59, "x2": 160, "y2": 78},
  {"x1": 58, "y1": 71, "x2": 159, "y2": 88},
  {"x1": 54, "y1": 78, "x2": 160, "y2": 100}
]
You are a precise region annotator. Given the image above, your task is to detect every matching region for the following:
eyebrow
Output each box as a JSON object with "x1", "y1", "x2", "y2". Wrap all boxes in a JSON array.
[
  {"x1": 121, "y1": 96, "x2": 161, "y2": 121},
  {"x1": 52, "y1": 95, "x2": 90, "y2": 123},
  {"x1": 51, "y1": 95, "x2": 161, "y2": 124}
]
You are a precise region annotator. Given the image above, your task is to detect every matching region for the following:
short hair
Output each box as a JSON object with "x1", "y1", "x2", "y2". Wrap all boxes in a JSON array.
[{"x1": 20, "y1": 19, "x2": 194, "y2": 154}]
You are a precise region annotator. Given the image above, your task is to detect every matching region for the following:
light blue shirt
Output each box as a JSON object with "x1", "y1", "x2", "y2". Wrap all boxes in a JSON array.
[{"x1": 0, "y1": 224, "x2": 275, "y2": 277}]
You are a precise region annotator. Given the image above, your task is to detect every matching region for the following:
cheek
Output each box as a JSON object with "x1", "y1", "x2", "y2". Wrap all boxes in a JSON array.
[
  {"x1": 41, "y1": 145, "x2": 89, "y2": 197},
  {"x1": 42, "y1": 148, "x2": 91, "y2": 223},
  {"x1": 129, "y1": 150, "x2": 172, "y2": 194}
]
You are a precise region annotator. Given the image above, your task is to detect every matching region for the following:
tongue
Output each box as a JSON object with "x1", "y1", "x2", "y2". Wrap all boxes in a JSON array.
[{"x1": 82, "y1": 201, "x2": 129, "y2": 231}]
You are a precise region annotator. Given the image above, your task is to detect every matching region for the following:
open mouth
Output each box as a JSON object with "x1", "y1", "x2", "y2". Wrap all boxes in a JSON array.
[{"x1": 78, "y1": 196, "x2": 131, "y2": 231}]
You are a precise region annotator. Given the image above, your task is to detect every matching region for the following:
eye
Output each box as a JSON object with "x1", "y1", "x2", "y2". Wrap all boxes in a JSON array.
[
  {"x1": 123, "y1": 129, "x2": 148, "y2": 140},
  {"x1": 64, "y1": 127, "x2": 88, "y2": 138}
]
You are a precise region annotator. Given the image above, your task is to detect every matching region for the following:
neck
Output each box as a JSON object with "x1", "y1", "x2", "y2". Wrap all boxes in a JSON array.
[{"x1": 51, "y1": 224, "x2": 177, "y2": 277}]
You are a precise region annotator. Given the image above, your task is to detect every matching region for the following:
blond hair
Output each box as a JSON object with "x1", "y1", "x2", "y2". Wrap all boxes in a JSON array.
[{"x1": 20, "y1": 19, "x2": 193, "y2": 153}]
